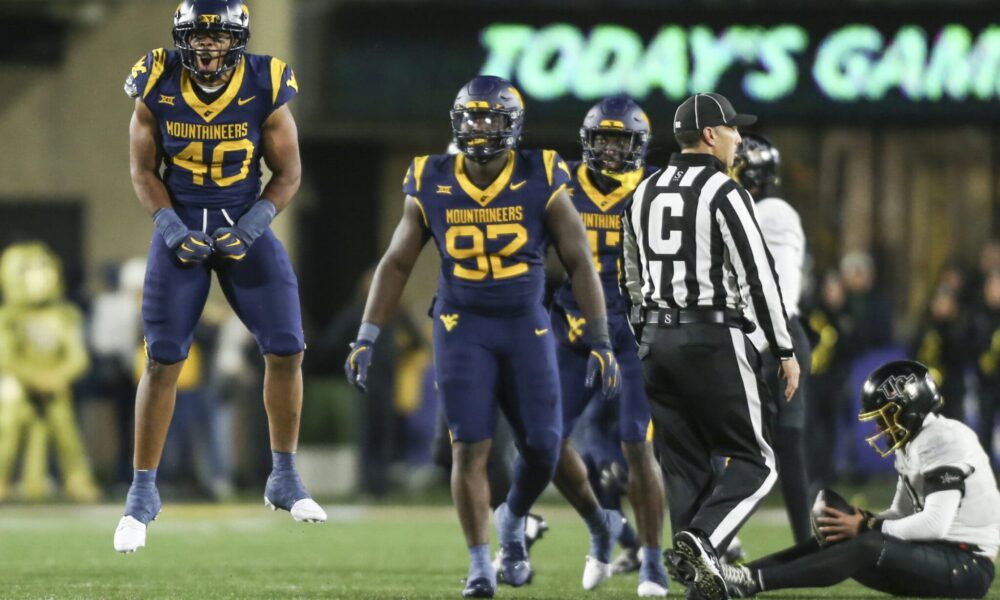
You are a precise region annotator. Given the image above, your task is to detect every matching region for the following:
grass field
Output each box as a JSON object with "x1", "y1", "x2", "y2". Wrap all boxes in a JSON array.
[{"x1": 1, "y1": 503, "x2": 998, "y2": 599}]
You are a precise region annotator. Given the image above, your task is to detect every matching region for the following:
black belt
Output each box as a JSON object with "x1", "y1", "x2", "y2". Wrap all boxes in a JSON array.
[{"x1": 644, "y1": 307, "x2": 748, "y2": 330}]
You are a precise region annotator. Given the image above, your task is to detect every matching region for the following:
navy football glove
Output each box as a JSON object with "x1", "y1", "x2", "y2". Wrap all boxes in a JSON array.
[
  {"x1": 344, "y1": 340, "x2": 374, "y2": 392},
  {"x1": 175, "y1": 231, "x2": 214, "y2": 264},
  {"x1": 586, "y1": 343, "x2": 621, "y2": 400},
  {"x1": 153, "y1": 207, "x2": 213, "y2": 265},
  {"x1": 212, "y1": 200, "x2": 277, "y2": 262},
  {"x1": 211, "y1": 227, "x2": 249, "y2": 261}
]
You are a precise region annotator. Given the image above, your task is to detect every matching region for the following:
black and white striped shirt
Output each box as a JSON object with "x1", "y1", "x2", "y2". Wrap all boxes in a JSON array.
[{"x1": 622, "y1": 152, "x2": 794, "y2": 356}]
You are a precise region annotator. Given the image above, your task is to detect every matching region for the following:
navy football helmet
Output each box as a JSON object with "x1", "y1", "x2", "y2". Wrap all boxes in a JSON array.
[
  {"x1": 580, "y1": 95, "x2": 651, "y2": 174},
  {"x1": 173, "y1": 0, "x2": 250, "y2": 82},
  {"x1": 859, "y1": 360, "x2": 944, "y2": 457},
  {"x1": 733, "y1": 134, "x2": 780, "y2": 193},
  {"x1": 450, "y1": 76, "x2": 525, "y2": 162}
]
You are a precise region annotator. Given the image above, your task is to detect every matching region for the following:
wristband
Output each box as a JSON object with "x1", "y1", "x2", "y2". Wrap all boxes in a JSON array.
[
  {"x1": 357, "y1": 321, "x2": 381, "y2": 343},
  {"x1": 152, "y1": 207, "x2": 188, "y2": 249},
  {"x1": 859, "y1": 509, "x2": 882, "y2": 532},
  {"x1": 583, "y1": 315, "x2": 611, "y2": 347},
  {"x1": 235, "y1": 199, "x2": 277, "y2": 245}
]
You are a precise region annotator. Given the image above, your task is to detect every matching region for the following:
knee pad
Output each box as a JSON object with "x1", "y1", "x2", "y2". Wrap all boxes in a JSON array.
[
  {"x1": 258, "y1": 331, "x2": 305, "y2": 357},
  {"x1": 146, "y1": 340, "x2": 187, "y2": 365}
]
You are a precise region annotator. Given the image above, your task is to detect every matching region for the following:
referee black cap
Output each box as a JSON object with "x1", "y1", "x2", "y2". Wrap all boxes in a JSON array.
[{"x1": 673, "y1": 93, "x2": 756, "y2": 132}]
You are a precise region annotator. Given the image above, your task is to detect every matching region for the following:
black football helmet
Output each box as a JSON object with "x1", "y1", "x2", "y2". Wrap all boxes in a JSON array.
[
  {"x1": 579, "y1": 94, "x2": 651, "y2": 174},
  {"x1": 858, "y1": 360, "x2": 944, "y2": 457},
  {"x1": 450, "y1": 75, "x2": 525, "y2": 162},
  {"x1": 173, "y1": 0, "x2": 250, "y2": 83},
  {"x1": 733, "y1": 133, "x2": 780, "y2": 193}
]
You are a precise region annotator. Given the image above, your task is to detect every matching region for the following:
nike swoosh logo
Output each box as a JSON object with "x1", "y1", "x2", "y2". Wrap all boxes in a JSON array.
[
  {"x1": 237, "y1": 96, "x2": 256, "y2": 106},
  {"x1": 510, "y1": 180, "x2": 527, "y2": 191},
  {"x1": 534, "y1": 328, "x2": 548, "y2": 336}
]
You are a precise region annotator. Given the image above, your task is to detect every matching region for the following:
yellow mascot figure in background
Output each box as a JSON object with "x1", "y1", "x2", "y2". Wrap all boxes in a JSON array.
[{"x1": 0, "y1": 241, "x2": 98, "y2": 502}]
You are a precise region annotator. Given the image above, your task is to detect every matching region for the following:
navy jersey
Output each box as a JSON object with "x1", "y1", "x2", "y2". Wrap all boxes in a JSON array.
[
  {"x1": 124, "y1": 49, "x2": 298, "y2": 209},
  {"x1": 552, "y1": 163, "x2": 657, "y2": 315},
  {"x1": 403, "y1": 149, "x2": 572, "y2": 315}
]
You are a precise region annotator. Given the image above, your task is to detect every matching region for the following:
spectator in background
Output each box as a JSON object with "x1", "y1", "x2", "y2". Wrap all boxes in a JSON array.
[
  {"x1": 0, "y1": 241, "x2": 98, "y2": 502},
  {"x1": 315, "y1": 267, "x2": 425, "y2": 497},
  {"x1": 805, "y1": 271, "x2": 855, "y2": 487},
  {"x1": 966, "y1": 241, "x2": 1000, "y2": 311},
  {"x1": 205, "y1": 311, "x2": 260, "y2": 497},
  {"x1": 972, "y1": 270, "x2": 1000, "y2": 468},
  {"x1": 840, "y1": 251, "x2": 893, "y2": 354},
  {"x1": 89, "y1": 257, "x2": 146, "y2": 484},
  {"x1": 913, "y1": 285, "x2": 969, "y2": 422},
  {"x1": 938, "y1": 260, "x2": 972, "y2": 307}
]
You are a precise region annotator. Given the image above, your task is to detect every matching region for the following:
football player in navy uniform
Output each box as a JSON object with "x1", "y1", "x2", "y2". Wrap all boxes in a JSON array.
[
  {"x1": 709, "y1": 360, "x2": 1000, "y2": 600},
  {"x1": 345, "y1": 75, "x2": 621, "y2": 598},
  {"x1": 549, "y1": 95, "x2": 669, "y2": 596},
  {"x1": 115, "y1": 0, "x2": 324, "y2": 553}
]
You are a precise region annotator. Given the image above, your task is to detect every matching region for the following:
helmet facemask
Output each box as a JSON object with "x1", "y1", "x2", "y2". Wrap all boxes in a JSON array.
[
  {"x1": 581, "y1": 128, "x2": 647, "y2": 176},
  {"x1": 450, "y1": 107, "x2": 520, "y2": 163},
  {"x1": 174, "y1": 22, "x2": 248, "y2": 84},
  {"x1": 858, "y1": 400, "x2": 911, "y2": 457}
]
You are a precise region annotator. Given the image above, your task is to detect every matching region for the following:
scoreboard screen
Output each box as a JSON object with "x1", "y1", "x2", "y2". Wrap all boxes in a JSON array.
[{"x1": 318, "y1": 2, "x2": 1000, "y2": 133}]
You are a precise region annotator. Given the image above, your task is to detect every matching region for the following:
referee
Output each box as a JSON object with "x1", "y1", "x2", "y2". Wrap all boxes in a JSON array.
[{"x1": 621, "y1": 92, "x2": 800, "y2": 597}]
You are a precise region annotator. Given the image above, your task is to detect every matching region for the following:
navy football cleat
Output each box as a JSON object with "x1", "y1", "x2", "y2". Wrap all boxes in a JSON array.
[
  {"x1": 496, "y1": 542, "x2": 533, "y2": 587},
  {"x1": 264, "y1": 470, "x2": 327, "y2": 523},
  {"x1": 494, "y1": 503, "x2": 533, "y2": 586},
  {"x1": 462, "y1": 576, "x2": 496, "y2": 598}
]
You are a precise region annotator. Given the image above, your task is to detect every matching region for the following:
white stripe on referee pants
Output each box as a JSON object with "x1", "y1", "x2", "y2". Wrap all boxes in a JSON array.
[{"x1": 708, "y1": 329, "x2": 777, "y2": 550}]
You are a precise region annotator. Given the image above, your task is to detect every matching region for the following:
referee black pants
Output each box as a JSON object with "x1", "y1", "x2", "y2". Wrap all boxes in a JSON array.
[{"x1": 642, "y1": 322, "x2": 776, "y2": 553}]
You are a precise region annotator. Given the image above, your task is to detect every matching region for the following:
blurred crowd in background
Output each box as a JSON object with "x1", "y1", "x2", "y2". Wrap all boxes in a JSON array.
[{"x1": 5, "y1": 234, "x2": 1000, "y2": 504}]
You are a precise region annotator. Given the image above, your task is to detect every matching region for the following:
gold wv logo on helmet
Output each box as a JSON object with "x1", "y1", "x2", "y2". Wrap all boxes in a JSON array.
[{"x1": 199, "y1": 14, "x2": 220, "y2": 24}]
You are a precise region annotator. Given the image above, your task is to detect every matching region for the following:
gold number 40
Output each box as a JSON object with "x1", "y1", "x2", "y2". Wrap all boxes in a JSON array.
[{"x1": 172, "y1": 139, "x2": 255, "y2": 187}]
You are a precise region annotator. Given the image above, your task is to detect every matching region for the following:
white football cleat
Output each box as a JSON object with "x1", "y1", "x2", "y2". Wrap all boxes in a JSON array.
[
  {"x1": 637, "y1": 580, "x2": 669, "y2": 597},
  {"x1": 290, "y1": 498, "x2": 327, "y2": 522},
  {"x1": 265, "y1": 496, "x2": 327, "y2": 523},
  {"x1": 114, "y1": 516, "x2": 147, "y2": 553},
  {"x1": 583, "y1": 555, "x2": 612, "y2": 590}
]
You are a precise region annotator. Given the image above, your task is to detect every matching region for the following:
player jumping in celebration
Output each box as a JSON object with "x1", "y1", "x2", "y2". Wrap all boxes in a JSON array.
[
  {"x1": 549, "y1": 95, "x2": 669, "y2": 596},
  {"x1": 115, "y1": 0, "x2": 324, "y2": 553},
  {"x1": 344, "y1": 75, "x2": 621, "y2": 598},
  {"x1": 709, "y1": 360, "x2": 1000, "y2": 599}
]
